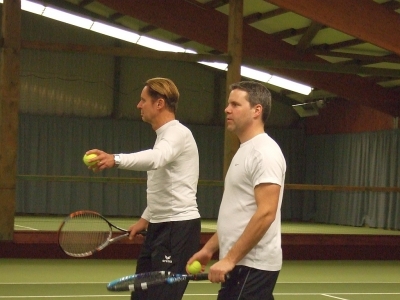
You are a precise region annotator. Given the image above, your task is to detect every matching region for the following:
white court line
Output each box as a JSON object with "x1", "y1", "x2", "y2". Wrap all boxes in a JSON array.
[
  {"x1": 275, "y1": 293, "x2": 400, "y2": 296},
  {"x1": 321, "y1": 294, "x2": 349, "y2": 300},
  {"x1": 277, "y1": 281, "x2": 400, "y2": 284},
  {"x1": 1, "y1": 281, "x2": 399, "y2": 285},
  {"x1": 0, "y1": 294, "x2": 218, "y2": 299},
  {"x1": 1, "y1": 293, "x2": 400, "y2": 299},
  {"x1": 0, "y1": 296, "x2": 125, "y2": 298},
  {"x1": 14, "y1": 225, "x2": 39, "y2": 231},
  {"x1": 0, "y1": 282, "x2": 106, "y2": 285},
  {"x1": 0, "y1": 282, "x2": 211, "y2": 285}
]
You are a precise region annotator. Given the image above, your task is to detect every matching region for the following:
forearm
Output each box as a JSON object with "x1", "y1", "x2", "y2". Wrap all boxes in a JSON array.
[
  {"x1": 119, "y1": 150, "x2": 162, "y2": 171},
  {"x1": 202, "y1": 233, "x2": 220, "y2": 257}
]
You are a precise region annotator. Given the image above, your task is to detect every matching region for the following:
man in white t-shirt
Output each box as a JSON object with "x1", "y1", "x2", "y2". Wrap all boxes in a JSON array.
[
  {"x1": 187, "y1": 81, "x2": 286, "y2": 300},
  {"x1": 86, "y1": 77, "x2": 201, "y2": 300}
]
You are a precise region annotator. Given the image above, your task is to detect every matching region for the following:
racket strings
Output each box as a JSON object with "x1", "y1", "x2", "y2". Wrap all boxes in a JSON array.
[{"x1": 59, "y1": 212, "x2": 111, "y2": 256}]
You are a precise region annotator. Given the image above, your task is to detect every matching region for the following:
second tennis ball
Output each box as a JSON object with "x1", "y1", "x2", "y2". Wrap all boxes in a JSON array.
[
  {"x1": 83, "y1": 153, "x2": 98, "y2": 166},
  {"x1": 187, "y1": 260, "x2": 202, "y2": 274}
]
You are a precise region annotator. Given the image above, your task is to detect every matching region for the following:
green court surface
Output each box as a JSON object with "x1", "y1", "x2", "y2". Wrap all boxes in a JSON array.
[
  {"x1": 8, "y1": 216, "x2": 400, "y2": 299},
  {"x1": 13, "y1": 215, "x2": 400, "y2": 235},
  {"x1": 1, "y1": 259, "x2": 399, "y2": 299}
]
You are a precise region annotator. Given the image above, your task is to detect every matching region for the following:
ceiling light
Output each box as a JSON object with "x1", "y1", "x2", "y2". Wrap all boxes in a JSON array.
[
  {"x1": 185, "y1": 49, "x2": 197, "y2": 54},
  {"x1": 90, "y1": 21, "x2": 140, "y2": 43},
  {"x1": 241, "y1": 66, "x2": 272, "y2": 83},
  {"x1": 42, "y1": 7, "x2": 93, "y2": 29},
  {"x1": 137, "y1": 36, "x2": 186, "y2": 52},
  {"x1": 268, "y1": 75, "x2": 313, "y2": 95},
  {"x1": 11, "y1": 0, "x2": 314, "y2": 95},
  {"x1": 21, "y1": 0, "x2": 45, "y2": 15},
  {"x1": 1, "y1": 0, "x2": 44, "y2": 14},
  {"x1": 198, "y1": 62, "x2": 228, "y2": 71},
  {"x1": 292, "y1": 99, "x2": 326, "y2": 117}
]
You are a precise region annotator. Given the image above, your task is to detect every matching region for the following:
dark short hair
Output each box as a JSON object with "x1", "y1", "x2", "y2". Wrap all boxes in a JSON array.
[
  {"x1": 145, "y1": 77, "x2": 180, "y2": 113},
  {"x1": 230, "y1": 81, "x2": 272, "y2": 124}
]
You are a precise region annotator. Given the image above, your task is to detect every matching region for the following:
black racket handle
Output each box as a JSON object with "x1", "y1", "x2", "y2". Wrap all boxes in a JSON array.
[
  {"x1": 189, "y1": 273, "x2": 209, "y2": 280},
  {"x1": 136, "y1": 230, "x2": 147, "y2": 236},
  {"x1": 192, "y1": 272, "x2": 230, "y2": 281}
]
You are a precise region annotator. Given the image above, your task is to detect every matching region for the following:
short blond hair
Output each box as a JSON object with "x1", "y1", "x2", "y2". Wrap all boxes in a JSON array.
[{"x1": 145, "y1": 77, "x2": 180, "y2": 113}]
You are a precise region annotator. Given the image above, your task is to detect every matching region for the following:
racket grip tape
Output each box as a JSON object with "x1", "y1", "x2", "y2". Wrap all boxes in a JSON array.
[{"x1": 189, "y1": 273, "x2": 209, "y2": 281}]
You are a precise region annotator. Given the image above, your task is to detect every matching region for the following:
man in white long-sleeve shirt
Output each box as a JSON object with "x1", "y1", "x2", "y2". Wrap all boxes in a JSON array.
[{"x1": 86, "y1": 77, "x2": 201, "y2": 300}]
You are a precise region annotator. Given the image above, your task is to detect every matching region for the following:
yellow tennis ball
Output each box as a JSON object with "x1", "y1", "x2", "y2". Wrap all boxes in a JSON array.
[
  {"x1": 187, "y1": 261, "x2": 201, "y2": 274},
  {"x1": 83, "y1": 153, "x2": 98, "y2": 166}
]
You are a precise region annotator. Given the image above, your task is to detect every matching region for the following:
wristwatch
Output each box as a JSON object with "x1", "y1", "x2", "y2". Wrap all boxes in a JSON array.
[{"x1": 113, "y1": 154, "x2": 121, "y2": 168}]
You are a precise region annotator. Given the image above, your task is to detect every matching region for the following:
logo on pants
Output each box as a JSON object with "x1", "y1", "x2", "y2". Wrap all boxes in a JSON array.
[{"x1": 162, "y1": 255, "x2": 173, "y2": 264}]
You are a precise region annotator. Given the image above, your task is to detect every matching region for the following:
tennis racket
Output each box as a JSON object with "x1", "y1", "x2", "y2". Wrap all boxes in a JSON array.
[
  {"x1": 107, "y1": 271, "x2": 210, "y2": 292},
  {"x1": 58, "y1": 210, "x2": 146, "y2": 258}
]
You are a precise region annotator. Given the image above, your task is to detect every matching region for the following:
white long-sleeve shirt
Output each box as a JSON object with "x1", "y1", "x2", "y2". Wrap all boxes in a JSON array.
[{"x1": 118, "y1": 120, "x2": 200, "y2": 223}]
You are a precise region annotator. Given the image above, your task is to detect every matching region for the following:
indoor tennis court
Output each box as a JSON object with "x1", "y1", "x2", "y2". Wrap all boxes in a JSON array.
[
  {"x1": 1, "y1": 1, "x2": 400, "y2": 299},
  {"x1": 1, "y1": 258, "x2": 400, "y2": 299},
  {"x1": 1, "y1": 216, "x2": 398, "y2": 299}
]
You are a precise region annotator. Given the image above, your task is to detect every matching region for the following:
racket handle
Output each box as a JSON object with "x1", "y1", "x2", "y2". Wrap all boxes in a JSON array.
[
  {"x1": 190, "y1": 273, "x2": 209, "y2": 281},
  {"x1": 191, "y1": 272, "x2": 230, "y2": 281},
  {"x1": 137, "y1": 230, "x2": 147, "y2": 236}
]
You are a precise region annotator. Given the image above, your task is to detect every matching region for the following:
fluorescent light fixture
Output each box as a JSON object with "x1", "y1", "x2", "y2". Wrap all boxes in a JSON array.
[
  {"x1": 91, "y1": 21, "x2": 140, "y2": 43},
  {"x1": 292, "y1": 103, "x2": 319, "y2": 117},
  {"x1": 268, "y1": 75, "x2": 313, "y2": 95},
  {"x1": 185, "y1": 49, "x2": 197, "y2": 54},
  {"x1": 198, "y1": 63, "x2": 312, "y2": 95},
  {"x1": 43, "y1": 7, "x2": 93, "y2": 29},
  {"x1": 241, "y1": 66, "x2": 272, "y2": 83},
  {"x1": 198, "y1": 62, "x2": 228, "y2": 71},
  {"x1": 137, "y1": 36, "x2": 186, "y2": 52},
  {"x1": 13, "y1": 0, "x2": 313, "y2": 95},
  {"x1": 21, "y1": 0, "x2": 45, "y2": 15}
]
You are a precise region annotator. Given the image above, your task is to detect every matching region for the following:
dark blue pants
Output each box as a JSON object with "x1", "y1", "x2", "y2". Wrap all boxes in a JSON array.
[
  {"x1": 217, "y1": 265, "x2": 280, "y2": 300},
  {"x1": 131, "y1": 218, "x2": 201, "y2": 300}
]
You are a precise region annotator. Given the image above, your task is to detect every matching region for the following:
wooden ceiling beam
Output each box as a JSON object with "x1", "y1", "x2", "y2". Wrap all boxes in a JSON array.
[
  {"x1": 242, "y1": 58, "x2": 400, "y2": 77},
  {"x1": 78, "y1": 0, "x2": 94, "y2": 7},
  {"x1": 381, "y1": 0, "x2": 400, "y2": 10},
  {"x1": 311, "y1": 51, "x2": 400, "y2": 64},
  {"x1": 327, "y1": 39, "x2": 365, "y2": 51},
  {"x1": 272, "y1": 27, "x2": 308, "y2": 39},
  {"x1": 204, "y1": 0, "x2": 230, "y2": 9},
  {"x1": 20, "y1": 39, "x2": 400, "y2": 77},
  {"x1": 96, "y1": 0, "x2": 400, "y2": 116},
  {"x1": 244, "y1": 8, "x2": 286, "y2": 23},
  {"x1": 267, "y1": 0, "x2": 400, "y2": 56},
  {"x1": 296, "y1": 21, "x2": 324, "y2": 52}
]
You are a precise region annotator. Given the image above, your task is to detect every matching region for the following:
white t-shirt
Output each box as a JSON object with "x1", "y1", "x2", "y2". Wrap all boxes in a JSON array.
[
  {"x1": 217, "y1": 133, "x2": 286, "y2": 271},
  {"x1": 118, "y1": 120, "x2": 200, "y2": 223}
]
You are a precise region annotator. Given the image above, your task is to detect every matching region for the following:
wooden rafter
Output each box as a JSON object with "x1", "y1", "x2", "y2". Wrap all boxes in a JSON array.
[
  {"x1": 243, "y1": 7, "x2": 286, "y2": 23},
  {"x1": 267, "y1": 0, "x2": 400, "y2": 56},
  {"x1": 96, "y1": 0, "x2": 400, "y2": 116},
  {"x1": 296, "y1": 21, "x2": 324, "y2": 52}
]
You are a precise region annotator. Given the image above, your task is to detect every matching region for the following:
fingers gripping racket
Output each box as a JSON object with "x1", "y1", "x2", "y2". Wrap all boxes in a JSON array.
[
  {"x1": 107, "y1": 271, "x2": 209, "y2": 292},
  {"x1": 58, "y1": 210, "x2": 146, "y2": 257}
]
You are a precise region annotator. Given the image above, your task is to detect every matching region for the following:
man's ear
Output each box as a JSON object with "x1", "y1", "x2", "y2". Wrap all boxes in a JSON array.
[
  {"x1": 156, "y1": 98, "x2": 165, "y2": 109},
  {"x1": 253, "y1": 104, "x2": 262, "y2": 118}
]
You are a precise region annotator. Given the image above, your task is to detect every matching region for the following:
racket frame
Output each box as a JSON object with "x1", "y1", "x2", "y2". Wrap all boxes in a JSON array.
[
  {"x1": 58, "y1": 210, "x2": 133, "y2": 257},
  {"x1": 107, "y1": 271, "x2": 210, "y2": 292}
]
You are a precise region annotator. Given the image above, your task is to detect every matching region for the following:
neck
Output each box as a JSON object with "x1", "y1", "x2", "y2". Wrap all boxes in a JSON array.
[
  {"x1": 237, "y1": 125, "x2": 265, "y2": 143},
  {"x1": 151, "y1": 112, "x2": 175, "y2": 130}
]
